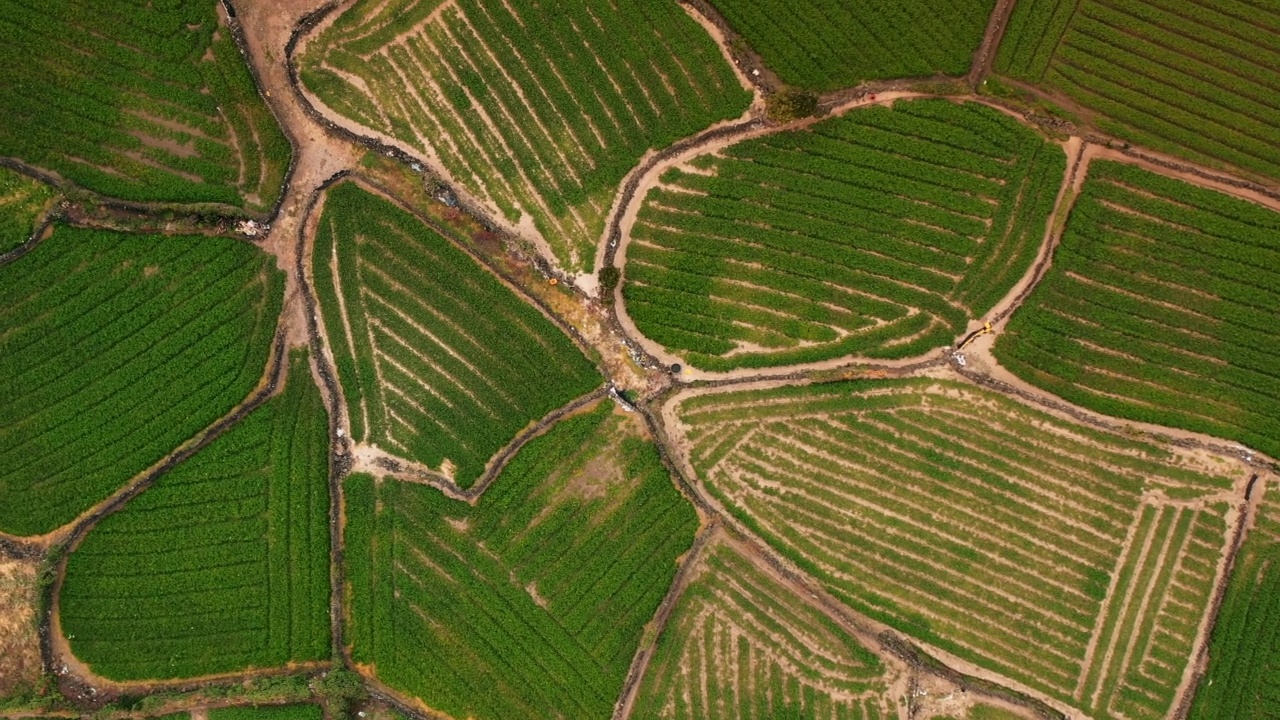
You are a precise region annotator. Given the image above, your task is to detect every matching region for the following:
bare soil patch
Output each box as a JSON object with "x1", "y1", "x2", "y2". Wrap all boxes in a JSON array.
[{"x1": 0, "y1": 556, "x2": 41, "y2": 697}]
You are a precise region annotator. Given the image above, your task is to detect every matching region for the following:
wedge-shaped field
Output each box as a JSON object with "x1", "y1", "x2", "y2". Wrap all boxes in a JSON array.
[
  {"x1": 344, "y1": 403, "x2": 698, "y2": 720},
  {"x1": 1189, "y1": 478, "x2": 1280, "y2": 720},
  {"x1": 674, "y1": 378, "x2": 1241, "y2": 718},
  {"x1": 996, "y1": 0, "x2": 1280, "y2": 182},
  {"x1": 312, "y1": 182, "x2": 599, "y2": 488},
  {"x1": 995, "y1": 161, "x2": 1280, "y2": 460},
  {"x1": 709, "y1": 0, "x2": 994, "y2": 91},
  {"x1": 0, "y1": 228, "x2": 282, "y2": 536},
  {"x1": 633, "y1": 532, "x2": 889, "y2": 720},
  {"x1": 624, "y1": 100, "x2": 1064, "y2": 371},
  {"x1": 299, "y1": 0, "x2": 750, "y2": 270},
  {"x1": 0, "y1": 167, "x2": 55, "y2": 252},
  {"x1": 0, "y1": 0, "x2": 291, "y2": 209},
  {"x1": 60, "y1": 350, "x2": 330, "y2": 681}
]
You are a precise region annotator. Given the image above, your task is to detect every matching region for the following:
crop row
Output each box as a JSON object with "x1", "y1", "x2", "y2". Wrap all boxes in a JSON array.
[
  {"x1": 995, "y1": 160, "x2": 1280, "y2": 460},
  {"x1": 996, "y1": 0, "x2": 1280, "y2": 181},
  {"x1": 0, "y1": 0, "x2": 289, "y2": 209},
  {"x1": 674, "y1": 378, "x2": 1236, "y2": 711},
  {"x1": 633, "y1": 534, "x2": 886, "y2": 719},
  {"x1": 711, "y1": 0, "x2": 994, "y2": 91},
  {"x1": 344, "y1": 402, "x2": 698, "y2": 720},
  {"x1": 1076, "y1": 504, "x2": 1226, "y2": 718},
  {"x1": 0, "y1": 226, "x2": 282, "y2": 536},
  {"x1": 312, "y1": 182, "x2": 599, "y2": 488},
  {"x1": 60, "y1": 350, "x2": 331, "y2": 681},
  {"x1": 1190, "y1": 479, "x2": 1280, "y2": 720},
  {"x1": 302, "y1": 0, "x2": 750, "y2": 270},
  {"x1": 624, "y1": 99, "x2": 1064, "y2": 371}
]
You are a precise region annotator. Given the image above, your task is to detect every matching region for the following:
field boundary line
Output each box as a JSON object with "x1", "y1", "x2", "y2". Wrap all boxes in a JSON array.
[
  {"x1": 1170, "y1": 474, "x2": 1262, "y2": 720},
  {"x1": 611, "y1": 517, "x2": 721, "y2": 720},
  {"x1": 986, "y1": 137, "x2": 1088, "y2": 330},
  {"x1": 968, "y1": 0, "x2": 1019, "y2": 87},
  {"x1": 41, "y1": 326, "x2": 295, "y2": 696},
  {"x1": 284, "y1": 0, "x2": 566, "y2": 271},
  {"x1": 950, "y1": 362, "x2": 1273, "y2": 471},
  {"x1": 0, "y1": 215, "x2": 55, "y2": 267}
]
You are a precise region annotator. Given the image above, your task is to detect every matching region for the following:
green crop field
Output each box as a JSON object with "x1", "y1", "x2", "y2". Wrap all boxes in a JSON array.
[
  {"x1": 60, "y1": 350, "x2": 330, "y2": 681},
  {"x1": 298, "y1": 0, "x2": 750, "y2": 270},
  {"x1": 709, "y1": 0, "x2": 994, "y2": 91},
  {"x1": 344, "y1": 402, "x2": 698, "y2": 720},
  {"x1": 312, "y1": 182, "x2": 599, "y2": 487},
  {"x1": 633, "y1": 533, "x2": 888, "y2": 720},
  {"x1": 623, "y1": 99, "x2": 1064, "y2": 371},
  {"x1": 994, "y1": 160, "x2": 1280, "y2": 460},
  {"x1": 675, "y1": 378, "x2": 1238, "y2": 718},
  {"x1": 0, "y1": 0, "x2": 290, "y2": 210},
  {"x1": 208, "y1": 705, "x2": 325, "y2": 720},
  {"x1": 0, "y1": 167, "x2": 55, "y2": 252},
  {"x1": 1189, "y1": 478, "x2": 1280, "y2": 720},
  {"x1": 0, "y1": 227, "x2": 282, "y2": 536},
  {"x1": 995, "y1": 0, "x2": 1280, "y2": 182}
]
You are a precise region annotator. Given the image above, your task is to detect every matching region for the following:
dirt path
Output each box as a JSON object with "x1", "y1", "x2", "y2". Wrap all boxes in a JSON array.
[
  {"x1": 968, "y1": 0, "x2": 1019, "y2": 88},
  {"x1": 233, "y1": 0, "x2": 363, "y2": 352}
]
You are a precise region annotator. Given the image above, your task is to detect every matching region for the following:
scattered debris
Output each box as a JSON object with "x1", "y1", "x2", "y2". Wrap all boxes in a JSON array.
[{"x1": 236, "y1": 219, "x2": 267, "y2": 237}]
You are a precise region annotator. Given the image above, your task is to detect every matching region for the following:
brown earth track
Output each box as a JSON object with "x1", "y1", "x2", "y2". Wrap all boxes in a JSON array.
[
  {"x1": 610, "y1": 517, "x2": 723, "y2": 720},
  {"x1": 968, "y1": 0, "x2": 1020, "y2": 88}
]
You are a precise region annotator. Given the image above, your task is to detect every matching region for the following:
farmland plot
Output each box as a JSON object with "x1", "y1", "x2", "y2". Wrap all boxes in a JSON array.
[
  {"x1": 994, "y1": 160, "x2": 1280, "y2": 460},
  {"x1": 0, "y1": 227, "x2": 282, "y2": 536},
  {"x1": 0, "y1": 0, "x2": 291, "y2": 210},
  {"x1": 312, "y1": 182, "x2": 599, "y2": 488},
  {"x1": 624, "y1": 100, "x2": 1064, "y2": 371},
  {"x1": 298, "y1": 0, "x2": 750, "y2": 270},
  {"x1": 344, "y1": 403, "x2": 697, "y2": 720},
  {"x1": 209, "y1": 705, "x2": 325, "y2": 720},
  {"x1": 0, "y1": 167, "x2": 55, "y2": 252},
  {"x1": 60, "y1": 351, "x2": 330, "y2": 681},
  {"x1": 633, "y1": 533, "x2": 889, "y2": 720},
  {"x1": 674, "y1": 378, "x2": 1241, "y2": 718},
  {"x1": 708, "y1": 0, "x2": 995, "y2": 91},
  {"x1": 996, "y1": 0, "x2": 1280, "y2": 182},
  {"x1": 1189, "y1": 477, "x2": 1280, "y2": 720}
]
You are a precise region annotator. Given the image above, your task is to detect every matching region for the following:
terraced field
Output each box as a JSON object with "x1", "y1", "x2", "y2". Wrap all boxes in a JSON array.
[
  {"x1": 0, "y1": 0, "x2": 291, "y2": 209},
  {"x1": 344, "y1": 403, "x2": 697, "y2": 720},
  {"x1": 1190, "y1": 478, "x2": 1280, "y2": 720},
  {"x1": 0, "y1": 167, "x2": 55, "y2": 252},
  {"x1": 312, "y1": 182, "x2": 599, "y2": 488},
  {"x1": 298, "y1": 0, "x2": 750, "y2": 270},
  {"x1": 0, "y1": 227, "x2": 282, "y2": 536},
  {"x1": 60, "y1": 351, "x2": 330, "y2": 681},
  {"x1": 708, "y1": 0, "x2": 995, "y2": 91},
  {"x1": 996, "y1": 0, "x2": 1280, "y2": 181},
  {"x1": 633, "y1": 533, "x2": 889, "y2": 720},
  {"x1": 994, "y1": 160, "x2": 1280, "y2": 460},
  {"x1": 623, "y1": 99, "x2": 1065, "y2": 370},
  {"x1": 674, "y1": 378, "x2": 1240, "y2": 717}
]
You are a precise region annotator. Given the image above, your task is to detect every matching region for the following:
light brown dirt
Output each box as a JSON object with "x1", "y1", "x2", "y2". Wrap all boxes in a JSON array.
[
  {"x1": 0, "y1": 556, "x2": 41, "y2": 697},
  {"x1": 234, "y1": 0, "x2": 363, "y2": 352}
]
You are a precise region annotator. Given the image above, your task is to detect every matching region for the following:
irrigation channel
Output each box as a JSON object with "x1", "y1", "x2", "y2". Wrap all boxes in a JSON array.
[{"x1": 4, "y1": 0, "x2": 1276, "y2": 719}]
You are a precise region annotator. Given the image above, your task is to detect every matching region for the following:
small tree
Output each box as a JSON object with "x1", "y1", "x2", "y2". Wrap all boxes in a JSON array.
[
  {"x1": 765, "y1": 87, "x2": 818, "y2": 124},
  {"x1": 598, "y1": 265, "x2": 621, "y2": 305}
]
